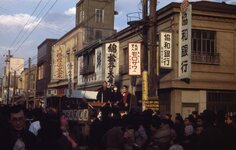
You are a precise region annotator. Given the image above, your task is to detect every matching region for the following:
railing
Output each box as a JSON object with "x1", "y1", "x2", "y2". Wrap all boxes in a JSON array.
[
  {"x1": 80, "y1": 65, "x2": 95, "y2": 75},
  {"x1": 126, "y1": 12, "x2": 142, "y2": 26},
  {"x1": 191, "y1": 52, "x2": 220, "y2": 64}
]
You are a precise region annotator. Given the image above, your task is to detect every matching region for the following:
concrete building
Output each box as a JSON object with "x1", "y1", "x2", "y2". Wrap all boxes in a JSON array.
[
  {"x1": 36, "y1": 39, "x2": 57, "y2": 101},
  {"x1": 48, "y1": 0, "x2": 116, "y2": 97},
  {"x1": 17, "y1": 65, "x2": 37, "y2": 105},
  {"x1": 75, "y1": 1, "x2": 236, "y2": 117}
]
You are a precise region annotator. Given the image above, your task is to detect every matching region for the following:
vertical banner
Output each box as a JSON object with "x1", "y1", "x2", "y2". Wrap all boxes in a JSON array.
[
  {"x1": 52, "y1": 45, "x2": 66, "y2": 80},
  {"x1": 105, "y1": 42, "x2": 119, "y2": 85},
  {"x1": 77, "y1": 56, "x2": 83, "y2": 85},
  {"x1": 95, "y1": 46, "x2": 103, "y2": 81},
  {"x1": 66, "y1": 62, "x2": 74, "y2": 90},
  {"x1": 142, "y1": 71, "x2": 148, "y2": 101},
  {"x1": 160, "y1": 32, "x2": 172, "y2": 69},
  {"x1": 178, "y1": 0, "x2": 192, "y2": 79},
  {"x1": 128, "y1": 43, "x2": 141, "y2": 75}
]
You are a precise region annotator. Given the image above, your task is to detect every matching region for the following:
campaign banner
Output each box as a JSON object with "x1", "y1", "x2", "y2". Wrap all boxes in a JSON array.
[
  {"x1": 160, "y1": 32, "x2": 172, "y2": 69},
  {"x1": 128, "y1": 42, "x2": 141, "y2": 75},
  {"x1": 178, "y1": 0, "x2": 192, "y2": 80}
]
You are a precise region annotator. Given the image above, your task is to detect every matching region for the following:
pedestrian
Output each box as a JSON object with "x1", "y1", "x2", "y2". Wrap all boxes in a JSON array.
[
  {"x1": 4, "y1": 105, "x2": 36, "y2": 150},
  {"x1": 96, "y1": 81, "x2": 112, "y2": 103},
  {"x1": 111, "y1": 85, "x2": 122, "y2": 106},
  {"x1": 28, "y1": 108, "x2": 43, "y2": 136},
  {"x1": 36, "y1": 113, "x2": 73, "y2": 150},
  {"x1": 60, "y1": 113, "x2": 78, "y2": 149},
  {"x1": 120, "y1": 85, "x2": 131, "y2": 112}
]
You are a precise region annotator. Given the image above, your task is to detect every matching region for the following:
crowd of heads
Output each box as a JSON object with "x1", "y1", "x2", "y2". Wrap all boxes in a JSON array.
[{"x1": 1, "y1": 102, "x2": 236, "y2": 150}]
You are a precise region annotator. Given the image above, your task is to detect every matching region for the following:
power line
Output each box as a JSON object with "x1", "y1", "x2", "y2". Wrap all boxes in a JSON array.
[
  {"x1": 7, "y1": 0, "x2": 43, "y2": 52},
  {"x1": 12, "y1": 0, "x2": 53, "y2": 54},
  {"x1": 0, "y1": 6, "x2": 68, "y2": 35},
  {"x1": 12, "y1": 0, "x2": 59, "y2": 55}
]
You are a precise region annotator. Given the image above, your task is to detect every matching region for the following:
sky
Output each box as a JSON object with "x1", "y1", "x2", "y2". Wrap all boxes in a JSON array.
[{"x1": 0, "y1": 0, "x2": 235, "y2": 76}]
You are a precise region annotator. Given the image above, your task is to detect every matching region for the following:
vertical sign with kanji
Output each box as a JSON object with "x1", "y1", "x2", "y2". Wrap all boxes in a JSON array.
[
  {"x1": 105, "y1": 42, "x2": 119, "y2": 85},
  {"x1": 178, "y1": 0, "x2": 192, "y2": 79},
  {"x1": 52, "y1": 45, "x2": 66, "y2": 80},
  {"x1": 160, "y1": 32, "x2": 172, "y2": 68},
  {"x1": 128, "y1": 43, "x2": 141, "y2": 75}
]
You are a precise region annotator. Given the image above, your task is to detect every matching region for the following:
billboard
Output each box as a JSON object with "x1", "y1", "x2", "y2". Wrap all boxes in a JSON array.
[
  {"x1": 105, "y1": 42, "x2": 119, "y2": 84},
  {"x1": 178, "y1": 0, "x2": 192, "y2": 80},
  {"x1": 9, "y1": 57, "x2": 24, "y2": 76},
  {"x1": 128, "y1": 42, "x2": 141, "y2": 75},
  {"x1": 52, "y1": 45, "x2": 66, "y2": 80},
  {"x1": 160, "y1": 32, "x2": 172, "y2": 69}
]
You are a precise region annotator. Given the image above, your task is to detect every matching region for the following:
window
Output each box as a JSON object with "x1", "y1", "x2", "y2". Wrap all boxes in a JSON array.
[
  {"x1": 122, "y1": 47, "x2": 128, "y2": 74},
  {"x1": 38, "y1": 65, "x2": 44, "y2": 80},
  {"x1": 95, "y1": 9, "x2": 104, "y2": 23},
  {"x1": 192, "y1": 29, "x2": 216, "y2": 55},
  {"x1": 79, "y1": 10, "x2": 84, "y2": 23},
  {"x1": 192, "y1": 29, "x2": 219, "y2": 64},
  {"x1": 95, "y1": 30, "x2": 102, "y2": 39}
]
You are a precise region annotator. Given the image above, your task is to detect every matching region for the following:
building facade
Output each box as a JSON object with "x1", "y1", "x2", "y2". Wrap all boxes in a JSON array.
[
  {"x1": 48, "y1": 0, "x2": 116, "y2": 97},
  {"x1": 36, "y1": 39, "x2": 57, "y2": 101},
  {"x1": 75, "y1": 1, "x2": 236, "y2": 117},
  {"x1": 17, "y1": 65, "x2": 37, "y2": 105}
]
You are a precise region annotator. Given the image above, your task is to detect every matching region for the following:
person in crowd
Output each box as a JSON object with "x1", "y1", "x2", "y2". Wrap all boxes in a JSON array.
[
  {"x1": 169, "y1": 138, "x2": 184, "y2": 150},
  {"x1": 103, "y1": 115, "x2": 125, "y2": 150},
  {"x1": 36, "y1": 113, "x2": 73, "y2": 150},
  {"x1": 183, "y1": 116, "x2": 195, "y2": 150},
  {"x1": 120, "y1": 85, "x2": 131, "y2": 112},
  {"x1": 28, "y1": 108, "x2": 43, "y2": 136},
  {"x1": 147, "y1": 115, "x2": 172, "y2": 150},
  {"x1": 60, "y1": 113, "x2": 78, "y2": 149},
  {"x1": 133, "y1": 116, "x2": 148, "y2": 149},
  {"x1": 111, "y1": 85, "x2": 122, "y2": 106},
  {"x1": 173, "y1": 114, "x2": 185, "y2": 145},
  {"x1": 194, "y1": 110, "x2": 223, "y2": 150},
  {"x1": 3, "y1": 105, "x2": 36, "y2": 150},
  {"x1": 96, "y1": 81, "x2": 112, "y2": 103}
]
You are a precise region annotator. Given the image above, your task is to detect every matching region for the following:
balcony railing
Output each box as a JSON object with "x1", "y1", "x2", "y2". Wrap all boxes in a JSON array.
[
  {"x1": 80, "y1": 65, "x2": 95, "y2": 75},
  {"x1": 192, "y1": 53, "x2": 220, "y2": 64}
]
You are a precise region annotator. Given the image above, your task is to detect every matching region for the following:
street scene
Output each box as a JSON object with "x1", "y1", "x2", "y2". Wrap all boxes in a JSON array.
[{"x1": 0, "y1": 0, "x2": 236, "y2": 149}]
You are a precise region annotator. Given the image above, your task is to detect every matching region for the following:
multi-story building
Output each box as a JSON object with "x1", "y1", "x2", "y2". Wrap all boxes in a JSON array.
[
  {"x1": 18, "y1": 65, "x2": 37, "y2": 106},
  {"x1": 48, "y1": 0, "x2": 116, "y2": 97},
  {"x1": 75, "y1": 1, "x2": 236, "y2": 117},
  {"x1": 36, "y1": 39, "x2": 57, "y2": 101},
  {"x1": 1, "y1": 57, "x2": 24, "y2": 104}
]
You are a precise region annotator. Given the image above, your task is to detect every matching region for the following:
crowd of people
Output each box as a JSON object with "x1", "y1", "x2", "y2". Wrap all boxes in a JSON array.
[
  {"x1": 0, "y1": 81, "x2": 236, "y2": 150},
  {"x1": 0, "y1": 103, "x2": 236, "y2": 150},
  {"x1": 96, "y1": 81, "x2": 132, "y2": 112}
]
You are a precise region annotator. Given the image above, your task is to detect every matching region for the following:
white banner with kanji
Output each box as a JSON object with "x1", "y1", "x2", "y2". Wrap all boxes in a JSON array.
[
  {"x1": 105, "y1": 42, "x2": 119, "y2": 84},
  {"x1": 160, "y1": 32, "x2": 172, "y2": 69},
  {"x1": 178, "y1": 1, "x2": 192, "y2": 80},
  {"x1": 128, "y1": 42, "x2": 141, "y2": 76}
]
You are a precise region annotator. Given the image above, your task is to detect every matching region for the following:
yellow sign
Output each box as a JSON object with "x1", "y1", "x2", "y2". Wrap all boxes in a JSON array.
[
  {"x1": 143, "y1": 100, "x2": 159, "y2": 111},
  {"x1": 142, "y1": 71, "x2": 148, "y2": 101}
]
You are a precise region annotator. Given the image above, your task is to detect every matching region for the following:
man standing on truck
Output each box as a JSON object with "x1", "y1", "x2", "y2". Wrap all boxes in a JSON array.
[{"x1": 96, "y1": 81, "x2": 112, "y2": 103}]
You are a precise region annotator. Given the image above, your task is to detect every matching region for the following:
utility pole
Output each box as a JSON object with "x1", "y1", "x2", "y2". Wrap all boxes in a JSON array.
[
  {"x1": 142, "y1": 0, "x2": 149, "y2": 105},
  {"x1": 148, "y1": 0, "x2": 158, "y2": 98},
  {"x1": 6, "y1": 50, "x2": 11, "y2": 105},
  {"x1": 12, "y1": 70, "x2": 16, "y2": 104},
  {"x1": 26, "y1": 57, "x2": 31, "y2": 109}
]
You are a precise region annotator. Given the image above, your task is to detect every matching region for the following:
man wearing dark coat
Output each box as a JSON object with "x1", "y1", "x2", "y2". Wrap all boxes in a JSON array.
[{"x1": 96, "y1": 81, "x2": 112, "y2": 103}]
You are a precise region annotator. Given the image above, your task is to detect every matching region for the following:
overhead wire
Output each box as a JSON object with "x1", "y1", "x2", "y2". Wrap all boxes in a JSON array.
[
  {"x1": 12, "y1": 0, "x2": 59, "y2": 55},
  {"x1": 7, "y1": 0, "x2": 43, "y2": 52},
  {"x1": 12, "y1": 0, "x2": 53, "y2": 54}
]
